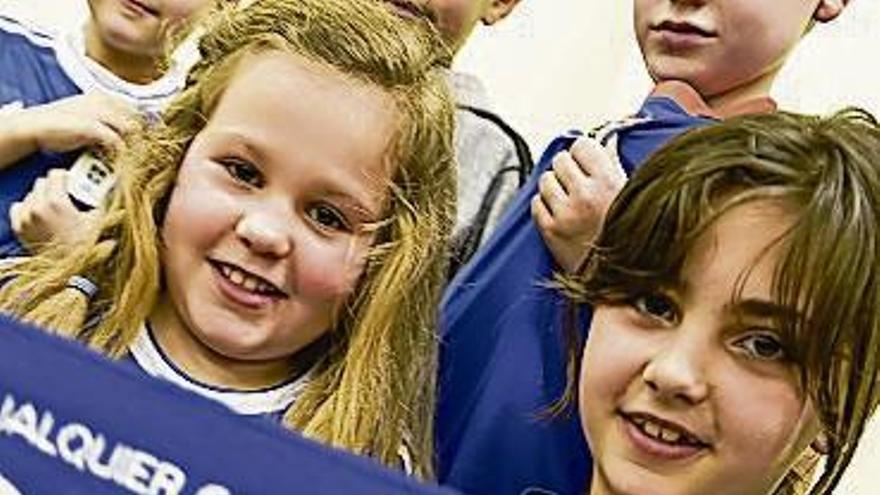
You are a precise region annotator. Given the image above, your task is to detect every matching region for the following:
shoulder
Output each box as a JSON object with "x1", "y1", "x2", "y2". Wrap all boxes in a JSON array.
[
  {"x1": 445, "y1": 70, "x2": 490, "y2": 108},
  {"x1": 0, "y1": 13, "x2": 78, "y2": 107},
  {"x1": 446, "y1": 71, "x2": 529, "y2": 166},
  {"x1": 0, "y1": 13, "x2": 58, "y2": 50}
]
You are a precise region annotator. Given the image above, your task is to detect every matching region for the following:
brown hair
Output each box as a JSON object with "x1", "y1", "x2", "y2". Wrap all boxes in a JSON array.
[
  {"x1": 560, "y1": 109, "x2": 880, "y2": 494},
  {"x1": 0, "y1": 0, "x2": 455, "y2": 477}
]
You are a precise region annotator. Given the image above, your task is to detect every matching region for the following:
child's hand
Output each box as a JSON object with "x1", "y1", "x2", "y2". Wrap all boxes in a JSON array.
[
  {"x1": 531, "y1": 137, "x2": 626, "y2": 272},
  {"x1": 10, "y1": 169, "x2": 99, "y2": 252},
  {"x1": 14, "y1": 92, "x2": 140, "y2": 155}
]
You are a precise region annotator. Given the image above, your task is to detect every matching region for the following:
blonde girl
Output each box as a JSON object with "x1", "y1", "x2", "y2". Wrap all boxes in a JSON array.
[{"x1": 0, "y1": 0, "x2": 455, "y2": 478}]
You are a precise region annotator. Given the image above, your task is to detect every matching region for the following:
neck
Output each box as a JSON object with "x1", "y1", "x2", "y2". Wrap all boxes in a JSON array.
[
  {"x1": 588, "y1": 467, "x2": 610, "y2": 495},
  {"x1": 84, "y1": 21, "x2": 164, "y2": 84},
  {"x1": 148, "y1": 295, "x2": 299, "y2": 390},
  {"x1": 704, "y1": 67, "x2": 780, "y2": 114}
]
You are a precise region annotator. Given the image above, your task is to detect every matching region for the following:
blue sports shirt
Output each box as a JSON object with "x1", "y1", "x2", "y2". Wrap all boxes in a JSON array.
[
  {"x1": 0, "y1": 15, "x2": 190, "y2": 256},
  {"x1": 435, "y1": 82, "x2": 779, "y2": 495}
]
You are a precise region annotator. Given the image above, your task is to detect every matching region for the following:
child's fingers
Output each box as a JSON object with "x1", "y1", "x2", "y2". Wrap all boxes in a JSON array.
[
  {"x1": 100, "y1": 111, "x2": 141, "y2": 138},
  {"x1": 9, "y1": 185, "x2": 40, "y2": 237},
  {"x1": 44, "y1": 169, "x2": 69, "y2": 206},
  {"x1": 99, "y1": 104, "x2": 142, "y2": 137},
  {"x1": 29, "y1": 176, "x2": 47, "y2": 204},
  {"x1": 86, "y1": 121, "x2": 126, "y2": 153},
  {"x1": 9, "y1": 201, "x2": 28, "y2": 236},
  {"x1": 570, "y1": 136, "x2": 625, "y2": 183},
  {"x1": 530, "y1": 194, "x2": 555, "y2": 232},
  {"x1": 538, "y1": 170, "x2": 568, "y2": 215},
  {"x1": 82, "y1": 92, "x2": 141, "y2": 140},
  {"x1": 551, "y1": 150, "x2": 588, "y2": 194}
]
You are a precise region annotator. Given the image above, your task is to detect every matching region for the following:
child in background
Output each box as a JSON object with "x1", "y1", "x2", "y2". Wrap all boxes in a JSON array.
[
  {"x1": 0, "y1": 0, "x2": 456, "y2": 477},
  {"x1": 383, "y1": 0, "x2": 532, "y2": 273},
  {"x1": 566, "y1": 109, "x2": 880, "y2": 495},
  {"x1": 436, "y1": 1, "x2": 851, "y2": 493},
  {"x1": 0, "y1": 0, "x2": 224, "y2": 256}
]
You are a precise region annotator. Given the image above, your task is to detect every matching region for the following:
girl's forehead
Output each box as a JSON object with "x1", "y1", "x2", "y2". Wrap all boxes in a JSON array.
[
  {"x1": 677, "y1": 200, "x2": 794, "y2": 301},
  {"x1": 191, "y1": 51, "x2": 397, "y2": 210}
]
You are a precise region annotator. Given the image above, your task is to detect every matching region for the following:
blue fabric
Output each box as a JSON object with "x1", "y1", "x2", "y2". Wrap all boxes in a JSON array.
[
  {"x1": 0, "y1": 314, "x2": 459, "y2": 494},
  {"x1": 0, "y1": 17, "x2": 82, "y2": 257},
  {"x1": 436, "y1": 96, "x2": 715, "y2": 495}
]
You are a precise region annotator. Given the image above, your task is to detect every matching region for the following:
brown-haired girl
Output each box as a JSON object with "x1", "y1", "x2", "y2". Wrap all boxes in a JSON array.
[{"x1": 563, "y1": 109, "x2": 880, "y2": 495}]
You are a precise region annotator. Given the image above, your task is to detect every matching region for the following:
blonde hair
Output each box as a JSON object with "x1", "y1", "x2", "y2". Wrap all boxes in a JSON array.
[{"x1": 0, "y1": 0, "x2": 455, "y2": 477}]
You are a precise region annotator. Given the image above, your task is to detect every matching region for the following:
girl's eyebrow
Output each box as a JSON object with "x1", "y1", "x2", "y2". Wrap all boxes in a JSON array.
[
  {"x1": 204, "y1": 129, "x2": 268, "y2": 161},
  {"x1": 732, "y1": 299, "x2": 802, "y2": 322},
  {"x1": 322, "y1": 189, "x2": 382, "y2": 221}
]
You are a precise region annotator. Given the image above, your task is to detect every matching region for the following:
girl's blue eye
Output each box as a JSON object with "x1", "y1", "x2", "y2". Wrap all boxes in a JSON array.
[
  {"x1": 733, "y1": 332, "x2": 787, "y2": 361},
  {"x1": 307, "y1": 204, "x2": 350, "y2": 232},
  {"x1": 632, "y1": 292, "x2": 677, "y2": 324},
  {"x1": 219, "y1": 158, "x2": 263, "y2": 187}
]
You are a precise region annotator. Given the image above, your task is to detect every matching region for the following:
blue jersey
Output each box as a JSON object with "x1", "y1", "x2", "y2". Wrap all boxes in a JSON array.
[
  {"x1": 435, "y1": 85, "x2": 722, "y2": 495},
  {"x1": 126, "y1": 323, "x2": 308, "y2": 422},
  {"x1": 0, "y1": 315, "x2": 456, "y2": 494},
  {"x1": 0, "y1": 15, "x2": 189, "y2": 257}
]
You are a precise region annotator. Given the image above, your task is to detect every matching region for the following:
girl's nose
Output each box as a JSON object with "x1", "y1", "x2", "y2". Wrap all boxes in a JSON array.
[
  {"x1": 641, "y1": 330, "x2": 710, "y2": 405},
  {"x1": 234, "y1": 208, "x2": 293, "y2": 258}
]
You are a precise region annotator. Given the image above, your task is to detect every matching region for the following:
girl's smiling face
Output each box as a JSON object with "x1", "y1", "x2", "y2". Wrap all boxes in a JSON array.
[
  {"x1": 151, "y1": 51, "x2": 396, "y2": 387},
  {"x1": 580, "y1": 200, "x2": 821, "y2": 495}
]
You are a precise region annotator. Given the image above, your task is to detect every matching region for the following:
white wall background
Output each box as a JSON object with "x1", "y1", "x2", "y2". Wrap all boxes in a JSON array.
[{"x1": 1, "y1": 0, "x2": 877, "y2": 491}]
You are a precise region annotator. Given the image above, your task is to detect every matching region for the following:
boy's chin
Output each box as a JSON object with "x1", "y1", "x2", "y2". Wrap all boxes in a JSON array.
[{"x1": 100, "y1": 26, "x2": 163, "y2": 57}]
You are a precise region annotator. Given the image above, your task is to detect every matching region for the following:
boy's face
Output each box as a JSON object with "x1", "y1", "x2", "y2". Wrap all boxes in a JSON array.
[
  {"x1": 579, "y1": 200, "x2": 821, "y2": 495},
  {"x1": 87, "y1": 0, "x2": 215, "y2": 58},
  {"x1": 155, "y1": 52, "x2": 394, "y2": 382},
  {"x1": 383, "y1": 0, "x2": 518, "y2": 53},
  {"x1": 634, "y1": 0, "x2": 846, "y2": 105}
]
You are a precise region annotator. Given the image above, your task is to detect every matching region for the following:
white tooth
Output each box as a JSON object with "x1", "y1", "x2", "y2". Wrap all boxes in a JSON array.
[
  {"x1": 660, "y1": 427, "x2": 681, "y2": 443},
  {"x1": 220, "y1": 265, "x2": 231, "y2": 277},
  {"x1": 257, "y1": 281, "x2": 271, "y2": 293},
  {"x1": 230, "y1": 270, "x2": 244, "y2": 285},
  {"x1": 243, "y1": 277, "x2": 258, "y2": 292},
  {"x1": 643, "y1": 421, "x2": 661, "y2": 439}
]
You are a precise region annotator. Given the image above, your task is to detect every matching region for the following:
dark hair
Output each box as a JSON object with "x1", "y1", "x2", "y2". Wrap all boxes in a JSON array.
[{"x1": 561, "y1": 108, "x2": 880, "y2": 494}]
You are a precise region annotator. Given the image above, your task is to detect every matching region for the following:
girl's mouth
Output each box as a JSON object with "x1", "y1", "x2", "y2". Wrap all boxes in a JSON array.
[
  {"x1": 619, "y1": 411, "x2": 711, "y2": 461},
  {"x1": 209, "y1": 259, "x2": 287, "y2": 310}
]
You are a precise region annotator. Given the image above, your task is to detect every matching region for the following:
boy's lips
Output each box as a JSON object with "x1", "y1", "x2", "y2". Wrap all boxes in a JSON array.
[
  {"x1": 653, "y1": 20, "x2": 716, "y2": 38},
  {"x1": 120, "y1": 0, "x2": 160, "y2": 17},
  {"x1": 381, "y1": 0, "x2": 436, "y2": 22}
]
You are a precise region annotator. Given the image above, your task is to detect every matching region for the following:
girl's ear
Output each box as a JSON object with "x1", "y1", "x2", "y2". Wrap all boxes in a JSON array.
[
  {"x1": 814, "y1": 0, "x2": 849, "y2": 24},
  {"x1": 811, "y1": 432, "x2": 830, "y2": 455},
  {"x1": 480, "y1": 0, "x2": 521, "y2": 26}
]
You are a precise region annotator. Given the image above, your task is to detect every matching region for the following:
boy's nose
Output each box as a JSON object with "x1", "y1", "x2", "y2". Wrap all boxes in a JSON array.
[
  {"x1": 234, "y1": 209, "x2": 293, "y2": 258},
  {"x1": 640, "y1": 331, "x2": 710, "y2": 405}
]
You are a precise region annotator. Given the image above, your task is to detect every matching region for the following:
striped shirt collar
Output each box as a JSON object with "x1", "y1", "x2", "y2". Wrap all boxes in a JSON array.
[{"x1": 129, "y1": 322, "x2": 310, "y2": 417}]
